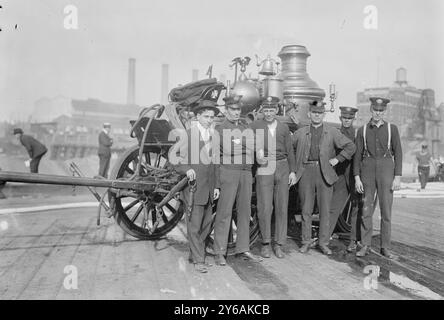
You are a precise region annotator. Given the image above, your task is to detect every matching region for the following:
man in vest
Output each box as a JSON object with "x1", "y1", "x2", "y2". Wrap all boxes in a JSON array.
[
  {"x1": 250, "y1": 96, "x2": 297, "y2": 259},
  {"x1": 354, "y1": 97, "x2": 402, "y2": 258},
  {"x1": 328, "y1": 106, "x2": 360, "y2": 251},
  {"x1": 293, "y1": 101, "x2": 356, "y2": 255},
  {"x1": 13, "y1": 128, "x2": 48, "y2": 173}
]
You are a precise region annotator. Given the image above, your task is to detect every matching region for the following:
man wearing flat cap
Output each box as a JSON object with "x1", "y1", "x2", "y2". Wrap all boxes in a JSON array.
[
  {"x1": 213, "y1": 94, "x2": 262, "y2": 265},
  {"x1": 173, "y1": 100, "x2": 220, "y2": 273},
  {"x1": 13, "y1": 128, "x2": 47, "y2": 173},
  {"x1": 354, "y1": 97, "x2": 402, "y2": 258},
  {"x1": 328, "y1": 106, "x2": 361, "y2": 251},
  {"x1": 250, "y1": 96, "x2": 297, "y2": 259},
  {"x1": 98, "y1": 123, "x2": 113, "y2": 178},
  {"x1": 292, "y1": 100, "x2": 356, "y2": 255}
]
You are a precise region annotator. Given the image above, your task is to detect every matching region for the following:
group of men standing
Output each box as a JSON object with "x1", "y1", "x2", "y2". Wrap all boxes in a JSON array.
[{"x1": 175, "y1": 94, "x2": 403, "y2": 273}]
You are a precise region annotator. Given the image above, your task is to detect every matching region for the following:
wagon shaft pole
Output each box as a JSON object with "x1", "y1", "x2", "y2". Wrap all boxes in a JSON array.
[{"x1": 0, "y1": 171, "x2": 156, "y2": 191}]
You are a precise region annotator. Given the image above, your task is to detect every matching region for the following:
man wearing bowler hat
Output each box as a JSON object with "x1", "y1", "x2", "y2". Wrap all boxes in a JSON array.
[
  {"x1": 213, "y1": 95, "x2": 262, "y2": 265},
  {"x1": 328, "y1": 106, "x2": 360, "y2": 251},
  {"x1": 292, "y1": 100, "x2": 355, "y2": 255},
  {"x1": 13, "y1": 128, "x2": 48, "y2": 173},
  {"x1": 354, "y1": 97, "x2": 402, "y2": 258},
  {"x1": 173, "y1": 100, "x2": 221, "y2": 273},
  {"x1": 250, "y1": 96, "x2": 297, "y2": 259}
]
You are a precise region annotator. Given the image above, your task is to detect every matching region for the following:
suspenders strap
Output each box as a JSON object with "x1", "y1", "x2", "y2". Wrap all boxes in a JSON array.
[{"x1": 362, "y1": 122, "x2": 391, "y2": 157}]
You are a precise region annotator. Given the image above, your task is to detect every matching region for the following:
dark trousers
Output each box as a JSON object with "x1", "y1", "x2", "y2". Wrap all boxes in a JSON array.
[
  {"x1": 298, "y1": 163, "x2": 333, "y2": 246},
  {"x1": 360, "y1": 157, "x2": 394, "y2": 249},
  {"x1": 214, "y1": 167, "x2": 252, "y2": 255},
  {"x1": 418, "y1": 166, "x2": 430, "y2": 189},
  {"x1": 98, "y1": 155, "x2": 111, "y2": 178},
  {"x1": 185, "y1": 198, "x2": 213, "y2": 264},
  {"x1": 30, "y1": 152, "x2": 46, "y2": 173},
  {"x1": 256, "y1": 159, "x2": 289, "y2": 245}
]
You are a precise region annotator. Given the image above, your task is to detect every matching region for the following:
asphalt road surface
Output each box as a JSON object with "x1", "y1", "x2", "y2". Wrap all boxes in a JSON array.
[{"x1": 0, "y1": 193, "x2": 443, "y2": 300}]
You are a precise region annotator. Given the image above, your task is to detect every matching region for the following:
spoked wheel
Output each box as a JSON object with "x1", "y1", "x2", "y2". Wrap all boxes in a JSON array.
[
  {"x1": 109, "y1": 145, "x2": 184, "y2": 240},
  {"x1": 205, "y1": 194, "x2": 260, "y2": 256}
]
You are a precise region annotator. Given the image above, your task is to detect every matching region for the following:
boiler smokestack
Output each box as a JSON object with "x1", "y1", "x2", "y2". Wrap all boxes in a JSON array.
[
  {"x1": 127, "y1": 58, "x2": 136, "y2": 105},
  {"x1": 161, "y1": 64, "x2": 169, "y2": 105}
]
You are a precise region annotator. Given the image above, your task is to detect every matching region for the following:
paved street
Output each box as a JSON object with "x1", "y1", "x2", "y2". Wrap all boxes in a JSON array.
[{"x1": 0, "y1": 190, "x2": 443, "y2": 300}]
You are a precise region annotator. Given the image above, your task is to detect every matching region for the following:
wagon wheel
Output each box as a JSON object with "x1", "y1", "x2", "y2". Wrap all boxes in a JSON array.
[
  {"x1": 109, "y1": 145, "x2": 184, "y2": 240},
  {"x1": 205, "y1": 194, "x2": 260, "y2": 256}
]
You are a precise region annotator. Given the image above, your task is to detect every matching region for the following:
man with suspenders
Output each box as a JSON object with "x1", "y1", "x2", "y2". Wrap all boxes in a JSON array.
[{"x1": 354, "y1": 97, "x2": 402, "y2": 258}]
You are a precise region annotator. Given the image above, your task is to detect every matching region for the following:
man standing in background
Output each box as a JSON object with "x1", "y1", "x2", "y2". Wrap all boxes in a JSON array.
[
  {"x1": 13, "y1": 128, "x2": 47, "y2": 173},
  {"x1": 328, "y1": 106, "x2": 360, "y2": 252},
  {"x1": 98, "y1": 123, "x2": 113, "y2": 178}
]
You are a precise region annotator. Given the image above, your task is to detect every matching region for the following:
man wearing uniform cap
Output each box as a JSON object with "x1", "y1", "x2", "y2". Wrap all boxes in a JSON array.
[
  {"x1": 354, "y1": 97, "x2": 402, "y2": 258},
  {"x1": 328, "y1": 106, "x2": 360, "y2": 252},
  {"x1": 173, "y1": 100, "x2": 220, "y2": 273},
  {"x1": 213, "y1": 95, "x2": 262, "y2": 265},
  {"x1": 13, "y1": 128, "x2": 48, "y2": 173},
  {"x1": 292, "y1": 100, "x2": 356, "y2": 255},
  {"x1": 98, "y1": 123, "x2": 113, "y2": 178},
  {"x1": 250, "y1": 96, "x2": 297, "y2": 259}
]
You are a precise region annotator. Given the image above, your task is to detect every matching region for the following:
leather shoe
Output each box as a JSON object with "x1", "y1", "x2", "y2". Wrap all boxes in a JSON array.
[
  {"x1": 261, "y1": 244, "x2": 271, "y2": 258},
  {"x1": 237, "y1": 251, "x2": 263, "y2": 263},
  {"x1": 346, "y1": 241, "x2": 357, "y2": 252},
  {"x1": 214, "y1": 254, "x2": 226, "y2": 266},
  {"x1": 319, "y1": 245, "x2": 332, "y2": 255},
  {"x1": 273, "y1": 245, "x2": 284, "y2": 259},
  {"x1": 380, "y1": 248, "x2": 394, "y2": 259},
  {"x1": 356, "y1": 245, "x2": 369, "y2": 257},
  {"x1": 299, "y1": 243, "x2": 310, "y2": 253},
  {"x1": 194, "y1": 263, "x2": 208, "y2": 273}
]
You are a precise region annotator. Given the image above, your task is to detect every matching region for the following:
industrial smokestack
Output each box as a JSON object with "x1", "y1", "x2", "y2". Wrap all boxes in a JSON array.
[
  {"x1": 192, "y1": 69, "x2": 199, "y2": 82},
  {"x1": 161, "y1": 64, "x2": 169, "y2": 105},
  {"x1": 127, "y1": 58, "x2": 136, "y2": 105}
]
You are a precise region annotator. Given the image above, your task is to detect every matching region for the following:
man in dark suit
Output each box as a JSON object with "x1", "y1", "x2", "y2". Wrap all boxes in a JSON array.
[
  {"x1": 172, "y1": 100, "x2": 221, "y2": 273},
  {"x1": 292, "y1": 101, "x2": 356, "y2": 255},
  {"x1": 328, "y1": 106, "x2": 360, "y2": 252},
  {"x1": 13, "y1": 128, "x2": 47, "y2": 173},
  {"x1": 354, "y1": 97, "x2": 402, "y2": 259},
  {"x1": 250, "y1": 96, "x2": 297, "y2": 259},
  {"x1": 98, "y1": 123, "x2": 113, "y2": 178}
]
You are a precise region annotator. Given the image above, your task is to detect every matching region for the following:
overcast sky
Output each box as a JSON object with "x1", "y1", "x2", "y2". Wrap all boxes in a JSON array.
[{"x1": 1, "y1": 0, "x2": 443, "y2": 121}]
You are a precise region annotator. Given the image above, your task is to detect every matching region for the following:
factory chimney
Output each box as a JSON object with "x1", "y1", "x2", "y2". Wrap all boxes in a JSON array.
[
  {"x1": 161, "y1": 64, "x2": 169, "y2": 105},
  {"x1": 127, "y1": 58, "x2": 136, "y2": 105}
]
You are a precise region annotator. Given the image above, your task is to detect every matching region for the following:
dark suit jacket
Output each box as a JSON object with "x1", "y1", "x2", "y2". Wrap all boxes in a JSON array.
[
  {"x1": 335, "y1": 126, "x2": 356, "y2": 189},
  {"x1": 20, "y1": 135, "x2": 47, "y2": 159},
  {"x1": 292, "y1": 124, "x2": 356, "y2": 186},
  {"x1": 98, "y1": 131, "x2": 113, "y2": 157},
  {"x1": 173, "y1": 127, "x2": 220, "y2": 206}
]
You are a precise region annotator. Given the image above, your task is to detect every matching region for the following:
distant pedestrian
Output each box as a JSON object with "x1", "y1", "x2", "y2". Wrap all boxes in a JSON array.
[
  {"x1": 98, "y1": 123, "x2": 113, "y2": 178},
  {"x1": 13, "y1": 128, "x2": 47, "y2": 173},
  {"x1": 415, "y1": 144, "x2": 433, "y2": 190}
]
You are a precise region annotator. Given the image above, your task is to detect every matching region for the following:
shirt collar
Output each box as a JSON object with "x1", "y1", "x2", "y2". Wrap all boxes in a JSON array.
[
  {"x1": 369, "y1": 119, "x2": 385, "y2": 128},
  {"x1": 196, "y1": 122, "x2": 212, "y2": 136}
]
